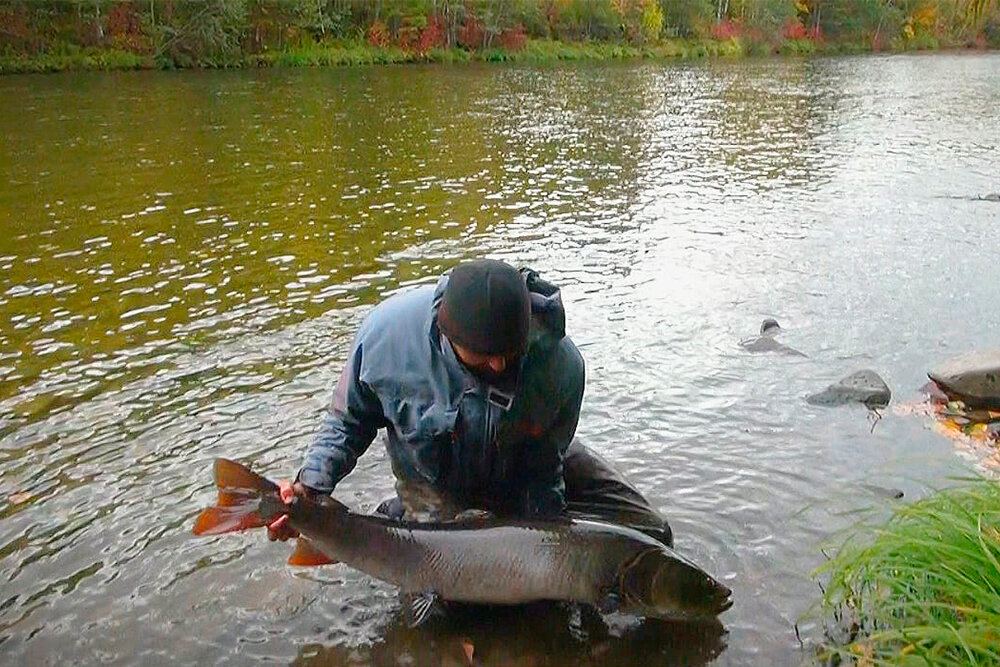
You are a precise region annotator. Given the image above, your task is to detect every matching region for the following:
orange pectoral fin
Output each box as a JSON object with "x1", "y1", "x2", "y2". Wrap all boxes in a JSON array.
[{"x1": 287, "y1": 537, "x2": 338, "y2": 566}]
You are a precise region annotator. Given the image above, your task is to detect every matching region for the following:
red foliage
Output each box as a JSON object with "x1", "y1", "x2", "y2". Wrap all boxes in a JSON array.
[
  {"x1": 107, "y1": 3, "x2": 138, "y2": 36},
  {"x1": 107, "y1": 2, "x2": 150, "y2": 52},
  {"x1": 783, "y1": 20, "x2": 810, "y2": 40},
  {"x1": 74, "y1": 18, "x2": 104, "y2": 48},
  {"x1": 711, "y1": 19, "x2": 743, "y2": 40},
  {"x1": 367, "y1": 19, "x2": 390, "y2": 48},
  {"x1": 0, "y1": 7, "x2": 39, "y2": 53},
  {"x1": 499, "y1": 24, "x2": 527, "y2": 51},
  {"x1": 395, "y1": 26, "x2": 418, "y2": 51},
  {"x1": 417, "y1": 15, "x2": 447, "y2": 52},
  {"x1": 457, "y1": 13, "x2": 484, "y2": 50}
]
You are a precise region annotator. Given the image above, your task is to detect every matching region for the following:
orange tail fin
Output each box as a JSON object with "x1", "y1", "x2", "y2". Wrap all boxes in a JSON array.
[{"x1": 192, "y1": 459, "x2": 281, "y2": 536}]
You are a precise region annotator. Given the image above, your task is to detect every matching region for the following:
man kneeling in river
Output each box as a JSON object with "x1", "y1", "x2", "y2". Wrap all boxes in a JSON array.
[{"x1": 268, "y1": 259, "x2": 672, "y2": 548}]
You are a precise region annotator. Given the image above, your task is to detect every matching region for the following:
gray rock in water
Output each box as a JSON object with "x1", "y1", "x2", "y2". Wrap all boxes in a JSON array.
[
  {"x1": 928, "y1": 350, "x2": 1000, "y2": 409},
  {"x1": 739, "y1": 319, "x2": 807, "y2": 357},
  {"x1": 807, "y1": 369, "x2": 891, "y2": 407}
]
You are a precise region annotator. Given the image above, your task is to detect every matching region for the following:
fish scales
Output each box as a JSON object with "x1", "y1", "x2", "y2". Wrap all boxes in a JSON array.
[{"x1": 304, "y1": 515, "x2": 640, "y2": 605}]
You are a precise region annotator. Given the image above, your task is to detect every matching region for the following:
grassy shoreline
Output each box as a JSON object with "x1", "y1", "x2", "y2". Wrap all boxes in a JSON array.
[
  {"x1": 1, "y1": 37, "x2": 991, "y2": 75},
  {"x1": 815, "y1": 480, "x2": 1000, "y2": 665}
]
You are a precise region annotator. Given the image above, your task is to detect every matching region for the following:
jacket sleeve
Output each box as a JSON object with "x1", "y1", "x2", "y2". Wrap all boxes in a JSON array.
[
  {"x1": 520, "y1": 352, "x2": 585, "y2": 518},
  {"x1": 298, "y1": 342, "x2": 386, "y2": 493}
]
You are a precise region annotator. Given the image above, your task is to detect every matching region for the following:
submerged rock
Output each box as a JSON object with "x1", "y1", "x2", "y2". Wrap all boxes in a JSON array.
[
  {"x1": 738, "y1": 318, "x2": 806, "y2": 357},
  {"x1": 938, "y1": 193, "x2": 1000, "y2": 202},
  {"x1": 807, "y1": 370, "x2": 891, "y2": 408},
  {"x1": 859, "y1": 483, "x2": 904, "y2": 500},
  {"x1": 928, "y1": 350, "x2": 1000, "y2": 410}
]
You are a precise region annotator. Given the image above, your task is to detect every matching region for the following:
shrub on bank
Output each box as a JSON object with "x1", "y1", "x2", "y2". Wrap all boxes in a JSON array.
[
  {"x1": 0, "y1": 45, "x2": 148, "y2": 73},
  {"x1": 1, "y1": 0, "x2": 998, "y2": 74},
  {"x1": 780, "y1": 38, "x2": 817, "y2": 55},
  {"x1": 815, "y1": 480, "x2": 1000, "y2": 666}
]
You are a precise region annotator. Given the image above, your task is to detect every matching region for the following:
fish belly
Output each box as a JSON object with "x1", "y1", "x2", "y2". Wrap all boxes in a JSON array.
[{"x1": 319, "y1": 522, "x2": 608, "y2": 606}]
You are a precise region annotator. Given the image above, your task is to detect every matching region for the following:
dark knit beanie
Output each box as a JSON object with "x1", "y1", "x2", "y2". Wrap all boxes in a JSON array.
[{"x1": 438, "y1": 260, "x2": 530, "y2": 357}]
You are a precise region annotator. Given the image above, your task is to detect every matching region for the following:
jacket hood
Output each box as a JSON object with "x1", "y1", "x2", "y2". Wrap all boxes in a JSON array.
[{"x1": 432, "y1": 267, "x2": 567, "y2": 353}]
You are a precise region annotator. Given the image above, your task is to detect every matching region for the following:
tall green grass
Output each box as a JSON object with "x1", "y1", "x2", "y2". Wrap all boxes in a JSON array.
[
  {"x1": 0, "y1": 46, "x2": 149, "y2": 74},
  {"x1": 816, "y1": 480, "x2": 1000, "y2": 666},
  {"x1": 2, "y1": 34, "x2": 977, "y2": 74},
  {"x1": 0, "y1": 36, "x2": 800, "y2": 74}
]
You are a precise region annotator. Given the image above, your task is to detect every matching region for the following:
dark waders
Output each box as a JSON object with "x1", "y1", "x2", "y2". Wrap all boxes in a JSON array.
[
  {"x1": 562, "y1": 441, "x2": 673, "y2": 548},
  {"x1": 377, "y1": 441, "x2": 673, "y2": 549}
]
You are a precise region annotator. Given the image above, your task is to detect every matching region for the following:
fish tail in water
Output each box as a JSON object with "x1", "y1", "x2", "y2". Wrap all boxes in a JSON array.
[{"x1": 192, "y1": 459, "x2": 282, "y2": 536}]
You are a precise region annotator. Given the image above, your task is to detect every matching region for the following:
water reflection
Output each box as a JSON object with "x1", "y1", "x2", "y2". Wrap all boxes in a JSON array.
[
  {"x1": 295, "y1": 603, "x2": 726, "y2": 667},
  {"x1": 705, "y1": 59, "x2": 839, "y2": 194},
  {"x1": 0, "y1": 67, "x2": 514, "y2": 405},
  {"x1": 0, "y1": 61, "x2": 850, "y2": 414},
  {"x1": 1, "y1": 54, "x2": 999, "y2": 665}
]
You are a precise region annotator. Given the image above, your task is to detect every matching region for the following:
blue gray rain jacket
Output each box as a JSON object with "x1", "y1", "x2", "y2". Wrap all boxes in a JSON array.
[{"x1": 298, "y1": 269, "x2": 584, "y2": 518}]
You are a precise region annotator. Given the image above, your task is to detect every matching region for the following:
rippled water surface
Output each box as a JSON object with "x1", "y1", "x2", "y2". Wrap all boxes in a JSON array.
[{"x1": 2, "y1": 55, "x2": 999, "y2": 666}]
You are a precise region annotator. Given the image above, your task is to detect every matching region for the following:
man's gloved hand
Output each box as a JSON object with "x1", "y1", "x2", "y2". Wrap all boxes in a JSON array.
[{"x1": 266, "y1": 480, "x2": 317, "y2": 542}]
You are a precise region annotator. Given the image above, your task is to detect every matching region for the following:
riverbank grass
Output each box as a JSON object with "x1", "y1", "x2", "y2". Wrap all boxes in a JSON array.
[
  {"x1": 2, "y1": 35, "x2": 993, "y2": 74},
  {"x1": 816, "y1": 480, "x2": 1000, "y2": 665},
  {"x1": 1, "y1": 37, "x2": 754, "y2": 74},
  {"x1": 0, "y1": 46, "x2": 148, "y2": 74}
]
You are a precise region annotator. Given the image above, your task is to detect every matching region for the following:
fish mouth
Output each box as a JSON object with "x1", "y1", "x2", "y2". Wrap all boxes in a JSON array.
[
  {"x1": 649, "y1": 586, "x2": 733, "y2": 620},
  {"x1": 711, "y1": 583, "x2": 734, "y2": 614},
  {"x1": 657, "y1": 598, "x2": 732, "y2": 622}
]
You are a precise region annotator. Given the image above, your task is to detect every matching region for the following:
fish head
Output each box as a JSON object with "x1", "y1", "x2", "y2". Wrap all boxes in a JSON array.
[{"x1": 620, "y1": 548, "x2": 733, "y2": 619}]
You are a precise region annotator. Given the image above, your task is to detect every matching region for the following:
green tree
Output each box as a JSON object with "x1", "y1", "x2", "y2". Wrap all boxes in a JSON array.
[
  {"x1": 641, "y1": 0, "x2": 665, "y2": 40},
  {"x1": 660, "y1": 0, "x2": 715, "y2": 36},
  {"x1": 156, "y1": 0, "x2": 249, "y2": 66}
]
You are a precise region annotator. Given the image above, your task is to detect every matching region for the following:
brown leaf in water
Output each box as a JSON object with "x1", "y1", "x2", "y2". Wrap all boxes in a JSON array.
[
  {"x1": 8, "y1": 492, "x2": 31, "y2": 505},
  {"x1": 461, "y1": 638, "x2": 474, "y2": 665},
  {"x1": 589, "y1": 640, "x2": 612, "y2": 659}
]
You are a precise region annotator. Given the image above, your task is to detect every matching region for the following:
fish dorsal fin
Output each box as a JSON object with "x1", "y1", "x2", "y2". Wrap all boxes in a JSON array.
[
  {"x1": 403, "y1": 591, "x2": 444, "y2": 628},
  {"x1": 287, "y1": 537, "x2": 338, "y2": 567},
  {"x1": 214, "y1": 459, "x2": 279, "y2": 494}
]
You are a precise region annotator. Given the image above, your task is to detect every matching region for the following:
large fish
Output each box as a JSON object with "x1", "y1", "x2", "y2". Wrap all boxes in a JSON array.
[{"x1": 193, "y1": 459, "x2": 733, "y2": 623}]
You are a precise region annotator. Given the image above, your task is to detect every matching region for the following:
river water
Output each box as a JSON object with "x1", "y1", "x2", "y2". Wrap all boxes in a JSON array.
[{"x1": 1, "y1": 54, "x2": 999, "y2": 666}]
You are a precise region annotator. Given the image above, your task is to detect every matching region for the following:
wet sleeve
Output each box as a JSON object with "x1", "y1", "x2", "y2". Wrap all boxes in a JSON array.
[
  {"x1": 297, "y1": 343, "x2": 386, "y2": 493},
  {"x1": 521, "y1": 360, "x2": 585, "y2": 518}
]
